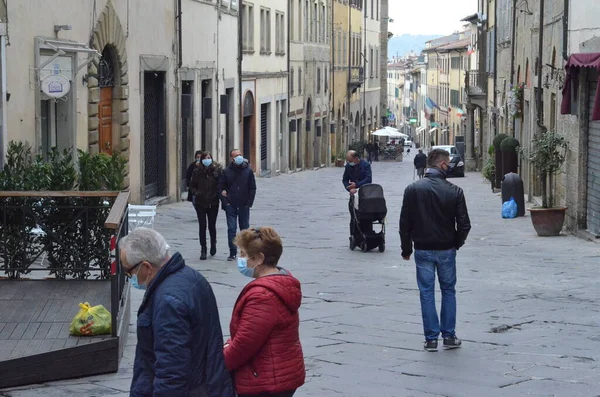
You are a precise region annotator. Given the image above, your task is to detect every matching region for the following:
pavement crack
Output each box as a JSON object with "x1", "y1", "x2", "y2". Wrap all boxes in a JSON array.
[
  {"x1": 489, "y1": 320, "x2": 534, "y2": 333},
  {"x1": 400, "y1": 372, "x2": 427, "y2": 378},
  {"x1": 499, "y1": 378, "x2": 532, "y2": 388}
]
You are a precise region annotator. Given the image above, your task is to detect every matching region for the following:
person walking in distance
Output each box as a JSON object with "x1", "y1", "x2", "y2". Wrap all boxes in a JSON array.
[
  {"x1": 399, "y1": 148, "x2": 471, "y2": 352},
  {"x1": 189, "y1": 151, "x2": 223, "y2": 260},
  {"x1": 122, "y1": 228, "x2": 235, "y2": 397},
  {"x1": 218, "y1": 149, "x2": 257, "y2": 261},
  {"x1": 414, "y1": 149, "x2": 427, "y2": 179},
  {"x1": 185, "y1": 150, "x2": 203, "y2": 204}
]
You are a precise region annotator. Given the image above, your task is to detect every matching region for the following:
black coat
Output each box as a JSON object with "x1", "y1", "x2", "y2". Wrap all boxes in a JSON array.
[
  {"x1": 130, "y1": 253, "x2": 235, "y2": 397},
  {"x1": 217, "y1": 160, "x2": 257, "y2": 209},
  {"x1": 185, "y1": 161, "x2": 198, "y2": 202},
  {"x1": 190, "y1": 163, "x2": 223, "y2": 208},
  {"x1": 414, "y1": 153, "x2": 427, "y2": 169},
  {"x1": 399, "y1": 169, "x2": 471, "y2": 258}
]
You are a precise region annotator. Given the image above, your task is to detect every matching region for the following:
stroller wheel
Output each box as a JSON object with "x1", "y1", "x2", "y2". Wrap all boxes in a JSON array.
[
  {"x1": 349, "y1": 236, "x2": 356, "y2": 251},
  {"x1": 379, "y1": 242, "x2": 385, "y2": 253},
  {"x1": 360, "y1": 242, "x2": 368, "y2": 252}
]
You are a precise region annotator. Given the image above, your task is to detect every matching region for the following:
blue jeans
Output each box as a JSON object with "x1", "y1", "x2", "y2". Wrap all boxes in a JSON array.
[
  {"x1": 225, "y1": 205, "x2": 250, "y2": 255},
  {"x1": 414, "y1": 249, "x2": 457, "y2": 341}
]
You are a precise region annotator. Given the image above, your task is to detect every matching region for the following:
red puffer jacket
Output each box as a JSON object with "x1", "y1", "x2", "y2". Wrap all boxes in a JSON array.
[{"x1": 224, "y1": 271, "x2": 305, "y2": 395}]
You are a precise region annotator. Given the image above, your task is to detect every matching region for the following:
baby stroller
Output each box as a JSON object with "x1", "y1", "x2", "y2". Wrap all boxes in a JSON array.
[{"x1": 349, "y1": 183, "x2": 387, "y2": 252}]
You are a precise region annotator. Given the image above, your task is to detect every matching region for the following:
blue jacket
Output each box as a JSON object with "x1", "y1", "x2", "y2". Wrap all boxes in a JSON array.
[
  {"x1": 218, "y1": 160, "x2": 257, "y2": 209},
  {"x1": 342, "y1": 159, "x2": 372, "y2": 190},
  {"x1": 130, "y1": 253, "x2": 235, "y2": 397}
]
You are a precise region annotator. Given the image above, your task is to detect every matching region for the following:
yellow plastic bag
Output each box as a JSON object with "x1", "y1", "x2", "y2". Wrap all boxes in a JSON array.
[{"x1": 69, "y1": 302, "x2": 112, "y2": 336}]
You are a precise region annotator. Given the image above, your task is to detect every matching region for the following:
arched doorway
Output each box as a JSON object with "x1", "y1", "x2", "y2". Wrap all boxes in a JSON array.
[
  {"x1": 242, "y1": 91, "x2": 256, "y2": 170},
  {"x1": 98, "y1": 46, "x2": 118, "y2": 154},
  {"x1": 304, "y1": 98, "x2": 312, "y2": 168}
]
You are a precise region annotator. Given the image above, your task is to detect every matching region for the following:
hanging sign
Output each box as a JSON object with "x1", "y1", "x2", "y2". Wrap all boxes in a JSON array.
[{"x1": 41, "y1": 75, "x2": 71, "y2": 98}]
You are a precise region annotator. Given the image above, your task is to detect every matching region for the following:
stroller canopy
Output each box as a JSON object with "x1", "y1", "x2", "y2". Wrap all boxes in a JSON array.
[{"x1": 358, "y1": 184, "x2": 387, "y2": 220}]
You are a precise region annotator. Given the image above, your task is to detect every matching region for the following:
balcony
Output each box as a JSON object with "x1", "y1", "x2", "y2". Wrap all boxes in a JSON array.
[
  {"x1": 465, "y1": 70, "x2": 487, "y2": 97},
  {"x1": 348, "y1": 66, "x2": 364, "y2": 93}
]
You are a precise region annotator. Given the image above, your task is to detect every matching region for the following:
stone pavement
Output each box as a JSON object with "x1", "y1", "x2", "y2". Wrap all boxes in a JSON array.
[{"x1": 2, "y1": 159, "x2": 600, "y2": 397}]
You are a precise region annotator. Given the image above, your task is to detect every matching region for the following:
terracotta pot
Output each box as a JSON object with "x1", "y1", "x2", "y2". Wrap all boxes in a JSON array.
[{"x1": 528, "y1": 207, "x2": 567, "y2": 237}]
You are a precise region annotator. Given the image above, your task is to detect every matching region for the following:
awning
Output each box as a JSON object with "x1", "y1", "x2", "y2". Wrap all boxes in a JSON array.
[
  {"x1": 416, "y1": 126, "x2": 425, "y2": 133},
  {"x1": 429, "y1": 128, "x2": 438, "y2": 134},
  {"x1": 36, "y1": 37, "x2": 100, "y2": 74},
  {"x1": 561, "y1": 53, "x2": 600, "y2": 120}
]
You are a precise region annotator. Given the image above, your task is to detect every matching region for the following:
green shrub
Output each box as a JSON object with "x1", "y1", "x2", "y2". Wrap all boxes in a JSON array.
[
  {"x1": 493, "y1": 133, "x2": 509, "y2": 150},
  {"x1": 500, "y1": 137, "x2": 520, "y2": 153}
]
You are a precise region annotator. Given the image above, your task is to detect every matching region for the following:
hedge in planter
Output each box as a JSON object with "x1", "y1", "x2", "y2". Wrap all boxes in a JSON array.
[
  {"x1": 0, "y1": 142, "x2": 126, "y2": 279},
  {"x1": 500, "y1": 137, "x2": 520, "y2": 177},
  {"x1": 492, "y1": 134, "x2": 509, "y2": 189}
]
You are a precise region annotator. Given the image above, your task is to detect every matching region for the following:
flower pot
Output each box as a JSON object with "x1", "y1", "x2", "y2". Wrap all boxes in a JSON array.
[
  {"x1": 528, "y1": 207, "x2": 567, "y2": 237},
  {"x1": 335, "y1": 159, "x2": 345, "y2": 167}
]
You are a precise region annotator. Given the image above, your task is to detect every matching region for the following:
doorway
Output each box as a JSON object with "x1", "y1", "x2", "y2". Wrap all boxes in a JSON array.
[
  {"x1": 143, "y1": 72, "x2": 167, "y2": 199},
  {"x1": 98, "y1": 47, "x2": 117, "y2": 154},
  {"x1": 305, "y1": 99, "x2": 312, "y2": 168},
  {"x1": 242, "y1": 91, "x2": 256, "y2": 170},
  {"x1": 586, "y1": 69, "x2": 600, "y2": 235},
  {"x1": 225, "y1": 88, "x2": 234, "y2": 160},
  {"x1": 180, "y1": 80, "x2": 194, "y2": 192},
  {"x1": 201, "y1": 80, "x2": 211, "y2": 152},
  {"x1": 260, "y1": 103, "x2": 269, "y2": 172},
  {"x1": 296, "y1": 117, "x2": 302, "y2": 169}
]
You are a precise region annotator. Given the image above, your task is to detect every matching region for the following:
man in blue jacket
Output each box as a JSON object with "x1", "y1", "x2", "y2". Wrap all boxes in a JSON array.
[
  {"x1": 218, "y1": 149, "x2": 257, "y2": 261},
  {"x1": 121, "y1": 228, "x2": 235, "y2": 397},
  {"x1": 342, "y1": 150, "x2": 373, "y2": 236}
]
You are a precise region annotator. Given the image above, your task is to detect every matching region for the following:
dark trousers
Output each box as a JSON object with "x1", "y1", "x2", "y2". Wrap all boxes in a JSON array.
[
  {"x1": 225, "y1": 205, "x2": 250, "y2": 255},
  {"x1": 239, "y1": 391, "x2": 296, "y2": 397},
  {"x1": 194, "y1": 205, "x2": 219, "y2": 248},
  {"x1": 349, "y1": 198, "x2": 373, "y2": 236}
]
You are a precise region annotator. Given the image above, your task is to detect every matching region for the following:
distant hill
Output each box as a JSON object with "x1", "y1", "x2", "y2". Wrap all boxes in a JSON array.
[{"x1": 388, "y1": 34, "x2": 441, "y2": 59}]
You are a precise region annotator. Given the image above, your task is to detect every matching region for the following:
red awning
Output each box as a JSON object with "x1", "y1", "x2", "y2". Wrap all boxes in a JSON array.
[{"x1": 561, "y1": 53, "x2": 600, "y2": 120}]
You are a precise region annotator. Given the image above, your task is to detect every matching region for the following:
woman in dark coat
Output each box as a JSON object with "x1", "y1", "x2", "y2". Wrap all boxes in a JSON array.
[
  {"x1": 186, "y1": 150, "x2": 203, "y2": 203},
  {"x1": 189, "y1": 152, "x2": 223, "y2": 260}
]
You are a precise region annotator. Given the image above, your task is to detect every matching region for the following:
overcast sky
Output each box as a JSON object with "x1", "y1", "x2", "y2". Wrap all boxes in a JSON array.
[{"x1": 388, "y1": 0, "x2": 477, "y2": 36}]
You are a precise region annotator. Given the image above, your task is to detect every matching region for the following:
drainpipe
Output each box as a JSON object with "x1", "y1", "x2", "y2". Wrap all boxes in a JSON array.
[
  {"x1": 562, "y1": 0, "x2": 569, "y2": 60},
  {"x1": 215, "y1": 6, "x2": 221, "y2": 162},
  {"x1": 347, "y1": 3, "x2": 351, "y2": 145},
  {"x1": 536, "y1": 0, "x2": 546, "y2": 133},
  {"x1": 177, "y1": 0, "x2": 182, "y2": 69},
  {"x1": 287, "y1": 0, "x2": 291, "y2": 170},
  {"x1": 330, "y1": 1, "x2": 335, "y2": 158},
  {"x1": 176, "y1": 0, "x2": 182, "y2": 200},
  {"x1": 510, "y1": 0, "x2": 517, "y2": 137},
  {"x1": 237, "y1": 2, "x2": 243, "y2": 142}
]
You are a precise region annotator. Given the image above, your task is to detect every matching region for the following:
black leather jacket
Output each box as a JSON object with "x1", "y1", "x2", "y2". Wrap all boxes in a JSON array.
[{"x1": 399, "y1": 169, "x2": 471, "y2": 257}]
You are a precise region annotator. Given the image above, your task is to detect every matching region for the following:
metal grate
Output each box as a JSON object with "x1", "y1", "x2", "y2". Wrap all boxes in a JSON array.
[
  {"x1": 144, "y1": 72, "x2": 166, "y2": 199},
  {"x1": 261, "y1": 104, "x2": 268, "y2": 171},
  {"x1": 587, "y1": 70, "x2": 600, "y2": 235}
]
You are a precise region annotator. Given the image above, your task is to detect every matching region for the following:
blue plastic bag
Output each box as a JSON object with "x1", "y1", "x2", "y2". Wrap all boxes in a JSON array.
[{"x1": 502, "y1": 197, "x2": 518, "y2": 219}]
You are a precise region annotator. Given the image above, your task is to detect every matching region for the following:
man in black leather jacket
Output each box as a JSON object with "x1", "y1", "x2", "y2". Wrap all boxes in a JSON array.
[{"x1": 399, "y1": 148, "x2": 471, "y2": 352}]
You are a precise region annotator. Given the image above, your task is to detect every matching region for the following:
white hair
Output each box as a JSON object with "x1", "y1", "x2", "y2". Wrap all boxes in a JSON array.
[{"x1": 120, "y1": 227, "x2": 170, "y2": 267}]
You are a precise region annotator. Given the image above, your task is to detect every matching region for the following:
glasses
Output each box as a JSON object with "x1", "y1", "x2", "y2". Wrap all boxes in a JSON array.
[{"x1": 124, "y1": 261, "x2": 144, "y2": 278}]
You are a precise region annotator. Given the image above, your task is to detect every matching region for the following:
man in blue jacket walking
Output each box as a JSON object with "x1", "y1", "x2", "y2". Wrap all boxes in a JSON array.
[
  {"x1": 121, "y1": 228, "x2": 235, "y2": 397},
  {"x1": 342, "y1": 150, "x2": 373, "y2": 237},
  {"x1": 218, "y1": 149, "x2": 257, "y2": 261}
]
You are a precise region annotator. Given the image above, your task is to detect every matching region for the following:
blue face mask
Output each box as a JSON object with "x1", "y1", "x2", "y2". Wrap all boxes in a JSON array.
[
  {"x1": 130, "y1": 274, "x2": 146, "y2": 290},
  {"x1": 234, "y1": 156, "x2": 244, "y2": 165},
  {"x1": 202, "y1": 158, "x2": 213, "y2": 167},
  {"x1": 237, "y1": 257, "x2": 255, "y2": 278}
]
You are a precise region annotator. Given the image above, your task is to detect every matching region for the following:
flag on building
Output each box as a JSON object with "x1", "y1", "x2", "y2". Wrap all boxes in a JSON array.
[
  {"x1": 457, "y1": 107, "x2": 466, "y2": 118},
  {"x1": 467, "y1": 45, "x2": 475, "y2": 55}
]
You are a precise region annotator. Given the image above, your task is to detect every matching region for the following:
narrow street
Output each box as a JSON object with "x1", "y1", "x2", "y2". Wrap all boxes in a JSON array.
[{"x1": 3, "y1": 159, "x2": 600, "y2": 397}]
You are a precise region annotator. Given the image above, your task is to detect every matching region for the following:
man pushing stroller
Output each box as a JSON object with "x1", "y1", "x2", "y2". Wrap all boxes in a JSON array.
[{"x1": 342, "y1": 151, "x2": 373, "y2": 232}]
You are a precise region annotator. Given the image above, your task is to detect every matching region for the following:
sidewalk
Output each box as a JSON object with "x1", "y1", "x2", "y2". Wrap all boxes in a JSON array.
[{"x1": 2, "y1": 161, "x2": 599, "y2": 396}]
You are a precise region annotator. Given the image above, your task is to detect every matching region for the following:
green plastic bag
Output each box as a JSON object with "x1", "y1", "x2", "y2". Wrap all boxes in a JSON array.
[{"x1": 69, "y1": 302, "x2": 112, "y2": 336}]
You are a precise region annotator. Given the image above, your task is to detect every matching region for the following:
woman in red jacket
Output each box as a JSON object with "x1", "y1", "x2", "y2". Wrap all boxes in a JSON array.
[{"x1": 224, "y1": 227, "x2": 305, "y2": 397}]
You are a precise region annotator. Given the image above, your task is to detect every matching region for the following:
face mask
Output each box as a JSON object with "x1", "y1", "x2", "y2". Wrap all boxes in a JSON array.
[
  {"x1": 234, "y1": 155, "x2": 244, "y2": 165},
  {"x1": 202, "y1": 159, "x2": 213, "y2": 167},
  {"x1": 237, "y1": 257, "x2": 255, "y2": 278},
  {"x1": 348, "y1": 161, "x2": 356, "y2": 167},
  {"x1": 196, "y1": 159, "x2": 201, "y2": 164},
  {"x1": 130, "y1": 274, "x2": 146, "y2": 290}
]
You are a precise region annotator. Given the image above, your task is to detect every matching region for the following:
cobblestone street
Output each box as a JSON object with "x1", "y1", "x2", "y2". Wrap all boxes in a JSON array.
[{"x1": 2, "y1": 159, "x2": 600, "y2": 397}]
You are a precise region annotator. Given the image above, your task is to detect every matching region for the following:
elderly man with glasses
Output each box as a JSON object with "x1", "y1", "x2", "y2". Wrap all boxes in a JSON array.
[{"x1": 121, "y1": 227, "x2": 235, "y2": 397}]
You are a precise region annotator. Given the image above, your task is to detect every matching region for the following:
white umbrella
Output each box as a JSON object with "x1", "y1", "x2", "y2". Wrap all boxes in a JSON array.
[
  {"x1": 372, "y1": 128, "x2": 391, "y2": 136},
  {"x1": 384, "y1": 126, "x2": 409, "y2": 138}
]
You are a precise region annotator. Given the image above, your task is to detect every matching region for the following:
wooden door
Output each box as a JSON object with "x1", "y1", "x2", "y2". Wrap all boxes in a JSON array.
[{"x1": 99, "y1": 87, "x2": 113, "y2": 154}]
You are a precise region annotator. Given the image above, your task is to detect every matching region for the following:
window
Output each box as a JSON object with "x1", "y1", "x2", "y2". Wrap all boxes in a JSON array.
[
  {"x1": 275, "y1": 12, "x2": 285, "y2": 55},
  {"x1": 343, "y1": 33, "x2": 347, "y2": 66},
  {"x1": 321, "y1": 5, "x2": 326, "y2": 43},
  {"x1": 242, "y1": 3, "x2": 255, "y2": 52},
  {"x1": 298, "y1": 68, "x2": 302, "y2": 95},
  {"x1": 304, "y1": 0, "x2": 308, "y2": 41},
  {"x1": 298, "y1": 0, "x2": 302, "y2": 41},
  {"x1": 313, "y1": 3, "x2": 317, "y2": 42},
  {"x1": 451, "y1": 89, "x2": 460, "y2": 107},
  {"x1": 317, "y1": 67, "x2": 321, "y2": 93},
  {"x1": 337, "y1": 31, "x2": 341, "y2": 65},
  {"x1": 376, "y1": 0, "x2": 379, "y2": 20},
  {"x1": 289, "y1": 0, "x2": 294, "y2": 41},
  {"x1": 290, "y1": 68, "x2": 295, "y2": 96},
  {"x1": 370, "y1": 48, "x2": 374, "y2": 77},
  {"x1": 260, "y1": 8, "x2": 271, "y2": 54},
  {"x1": 370, "y1": 0, "x2": 374, "y2": 18},
  {"x1": 451, "y1": 56, "x2": 460, "y2": 69},
  {"x1": 325, "y1": 67, "x2": 328, "y2": 93},
  {"x1": 375, "y1": 48, "x2": 379, "y2": 78}
]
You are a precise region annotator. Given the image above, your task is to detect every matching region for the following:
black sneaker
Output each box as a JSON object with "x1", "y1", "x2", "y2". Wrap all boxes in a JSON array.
[
  {"x1": 424, "y1": 340, "x2": 438, "y2": 352},
  {"x1": 227, "y1": 254, "x2": 236, "y2": 262},
  {"x1": 443, "y1": 336, "x2": 462, "y2": 349}
]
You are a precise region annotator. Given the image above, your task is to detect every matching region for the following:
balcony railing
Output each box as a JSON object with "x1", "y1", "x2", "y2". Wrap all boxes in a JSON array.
[
  {"x1": 465, "y1": 70, "x2": 487, "y2": 95},
  {"x1": 348, "y1": 66, "x2": 364, "y2": 88}
]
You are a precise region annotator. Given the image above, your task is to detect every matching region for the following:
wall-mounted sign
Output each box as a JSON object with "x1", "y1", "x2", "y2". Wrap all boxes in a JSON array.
[
  {"x1": 41, "y1": 75, "x2": 71, "y2": 98},
  {"x1": 409, "y1": 118, "x2": 418, "y2": 123}
]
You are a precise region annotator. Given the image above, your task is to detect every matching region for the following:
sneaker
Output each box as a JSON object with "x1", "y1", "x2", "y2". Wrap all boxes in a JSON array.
[
  {"x1": 423, "y1": 339, "x2": 438, "y2": 352},
  {"x1": 443, "y1": 336, "x2": 462, "y2": 349},
  {"x1": 227, "y1": 255, "x2": 236, "y2": 262}
]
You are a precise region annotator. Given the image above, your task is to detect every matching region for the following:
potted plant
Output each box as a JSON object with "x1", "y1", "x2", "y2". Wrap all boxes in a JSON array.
[
  {"x1": 500, "y1": 137, "x2": 520, "y2": 176},
  {"x1": 335, "y1": 150, "x2": 346, "y2": 167},
  {"x1": 492, "y1": 133, "x2": 508, "y2": 189},
  {"x1": 482, "y1": 145, "x2": 495, "y2": 191},
  {"x1": 522, "y1": 131, "x2": 568, "y2": 236}
]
